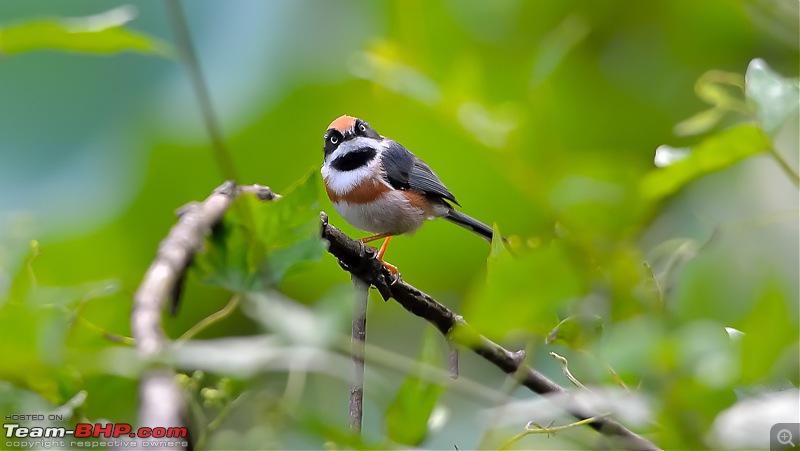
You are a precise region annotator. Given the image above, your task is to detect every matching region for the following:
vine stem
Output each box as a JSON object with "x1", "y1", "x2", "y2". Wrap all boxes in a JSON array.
[
  {"x1": 767, "y1": 145, "x2": 800, "y2": 188},
  {"x1": 498, "y1": 414, "x2": 611, "y2": 450}
]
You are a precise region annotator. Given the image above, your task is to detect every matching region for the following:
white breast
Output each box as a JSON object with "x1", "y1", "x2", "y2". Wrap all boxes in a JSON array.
[{"x1": 333, "y1": 191, "x2": 428, "y2": 235}]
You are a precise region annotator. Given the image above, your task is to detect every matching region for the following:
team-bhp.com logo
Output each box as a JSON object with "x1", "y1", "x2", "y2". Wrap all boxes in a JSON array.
[{"x1": 4, "y1": 423, "x2": 188, "y2": 439}]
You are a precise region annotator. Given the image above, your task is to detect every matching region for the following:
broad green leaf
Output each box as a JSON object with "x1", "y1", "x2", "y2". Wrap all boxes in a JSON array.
[
  {"x1": 195, "y1": 170, "x2": 325, "y2": 291},
  {"x1": 0, "y1": 303, "x2": 76, "y2": 403},
  {"x1": 745, "y1": 59, "x2": 800, "y2": 136},
  {"x1": 257, "y1": 171, "x2": 326, "y2": 284},
  {"x1": 0, "y1": 7, "x2": 170, "y2": 56},
  {"x1": 641, "y1": 125, "x2": 769, "y2": 201},
  {"x1": 464, "y1": 239, "x2": 583, "y2": 340},
  {"x1": 737, "y1": 282, "x2": 798, "y2": 384},
  {"x1": 385, "y1": 328, "x2": 444, "y2": 446},
  {"x1": 193, "y1": 204, "x2": 263, "y2": 292},
  {"x1": 596, "y1": 316, "x2": 666, "y2": 378}
]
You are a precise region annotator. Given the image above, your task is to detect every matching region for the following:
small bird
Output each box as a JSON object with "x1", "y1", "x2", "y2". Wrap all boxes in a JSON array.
[{"x1": 321, "y1": 115, "x2": 503, "y2": 274}]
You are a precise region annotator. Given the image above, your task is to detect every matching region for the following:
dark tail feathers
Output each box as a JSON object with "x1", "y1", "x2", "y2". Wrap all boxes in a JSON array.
[{"x1": 444, "y1": 209, "x2": 508, "y2": 243}]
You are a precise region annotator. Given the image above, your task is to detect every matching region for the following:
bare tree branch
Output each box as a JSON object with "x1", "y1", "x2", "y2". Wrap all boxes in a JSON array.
[
  {"x1": 131, "y1": 182, "x2": 277, "y2": 451},
  {"x1": 349, "y1": 276, "x2": 369, "y2": 432},
  {"x1": 319, "y1": 214, "x2": 661, "y2": 451},
  {"x1": 132, "y1": 182, "x2": 657, "y2": 451}
]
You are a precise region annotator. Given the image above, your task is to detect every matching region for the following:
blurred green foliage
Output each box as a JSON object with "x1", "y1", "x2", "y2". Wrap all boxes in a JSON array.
[{"x1": 0, "y1": 1, "x2": 797, "y2": 450}]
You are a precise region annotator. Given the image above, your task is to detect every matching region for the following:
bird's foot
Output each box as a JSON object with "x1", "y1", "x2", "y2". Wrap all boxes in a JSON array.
[{"x1": 381, "y1": 260, "x2": 401, "y2": 285}]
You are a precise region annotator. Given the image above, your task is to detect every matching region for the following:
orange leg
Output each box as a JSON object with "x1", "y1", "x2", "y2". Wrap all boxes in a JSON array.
[
  {"x1": 376, "y1": 236, "x2": 399, "y2": 276},
  {"x1": 377, "y1": 235, "x2": 392, "y2": 260},
  {"x1": 359, "y1": 232, "x2": 393, "y2": 244}
]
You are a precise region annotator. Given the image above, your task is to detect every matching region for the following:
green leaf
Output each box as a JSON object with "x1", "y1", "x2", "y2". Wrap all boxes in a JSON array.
[
  {"x1": 0, "y1": 303, "x2": 74, "y2": 403},
  {"x1": 0, "y1": 6, "x2": 171, "y2": 56},
  {"x1": 385, "y1": 328, "x2": 444, "y2": 446},
  {"x1": 745, "y1": 58, "x2": 800, "y2": 136},
  {"x1": 737, "y1": 282, "x2": 798, "y2": 384},
  {"x1": 257, "y1": 171, "x2": 326, "y2": 284},
  {"x1": 193, "y1": 205, "x2": 262, "y2": 292},
  {"x1": 464, "y1": 240, "x2": 583, "y2": 340},
  {"x1": 194, "y1": 170, "x2": 325, "y2": 291},
  {"x1": 546, "y1": 314, "x2": 603, "y2": 349},
  {"x1": 641, "y1": 125, "x2": 769, "y2": 201}
]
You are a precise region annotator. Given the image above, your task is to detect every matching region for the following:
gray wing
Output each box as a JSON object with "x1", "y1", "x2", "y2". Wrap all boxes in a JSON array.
[{"x1": 381, "y1": 140, "x2": 460, "y2": 206}]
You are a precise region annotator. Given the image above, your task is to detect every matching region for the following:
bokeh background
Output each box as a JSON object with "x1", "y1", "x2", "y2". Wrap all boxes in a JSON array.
[{"x1": 0, "y1": 1, "x2": 798, "y2": 449}]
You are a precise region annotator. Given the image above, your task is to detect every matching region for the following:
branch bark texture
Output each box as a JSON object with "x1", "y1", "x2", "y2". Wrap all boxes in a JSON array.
[
  {"x1": 349, "y1": 276, "x2": 370, "y2": 432},
  {"x1": 131, "y1": 182, "x2": 277, "y2": 450},
  {"x1": 132, "y1": 182, "x2": 657, "y2": 451},
  {"x1": 320, "y1": 214, "x2": 660, "y2": 451}
]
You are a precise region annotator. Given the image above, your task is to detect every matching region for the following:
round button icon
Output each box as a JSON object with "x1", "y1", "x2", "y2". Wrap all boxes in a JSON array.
[{"x1": 776, "y1": 428, "x2": 795, "y2": 447}]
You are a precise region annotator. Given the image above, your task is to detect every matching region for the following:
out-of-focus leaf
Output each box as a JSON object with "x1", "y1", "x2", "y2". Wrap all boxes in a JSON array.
[
  {"x1": 675, "y1": 321, "x2": 738, "y2": 389},
  {"x1": 546, "y1": 315, "x2": 603, "y2": 349},
  {"x1": 694, "y1": 70, "x2": 745, "y2": 107},
  {"x1": 487, "y1": 387, "x2": 654, "y2": 430},
  {"x1": 0, "y1": 6, "x2": 171, "y2": 56},
  {"x1": 530, "y1": 14, "x2": 590, "y2": 88},
  {"x1": 243, "y1": 290, "x2": 349, "y2": 347},
  {"x1": 658, "y1": 376, "x2": 737, "y2": 450},
  {"x1": 595, "y1": 316, "x2": 666, "y2": 380},
  {"x1": 673, "y1": 107, "x2": 725, "y2": 137},
  {"x1": 745, "y1": 58, "x2": 800, "y2": 135},
  {"x1": 737, "y1": 282, "x2": 797, "y2": 383},
  {"x1": 465, "y1": 240, "x2": 583, "y2": 340},
  {"x1": 0, "y1": 303, "x2": 73, "y2": 403},
  {"x1": 349, "y1": 46, "x2": 442, "y2": 105},
  {"x1": 645, "y1": 238, "x2": 699, "y2": 296},
  {"x1": 641, "y1": 125, "x2": 769, "y2": 201},
  {"x1": 385, "y1": 328, "x2": 444, "y2": 446},
  {"x1": 172, "y1": 335, "x2": 349, "y2": 379}
]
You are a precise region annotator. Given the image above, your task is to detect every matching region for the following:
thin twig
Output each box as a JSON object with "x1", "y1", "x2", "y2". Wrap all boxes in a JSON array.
[
  {"x1": 177, "y1": 293, "x2": 241, "y2": 343},
  {"x1": 767, "y1": 145, "x2": 800, "y2": 188},
  {"x1": 608, "y1": 366, "x2": 630, "y2": 392},
  {"x1": 550, "y1": 352, "x2": 587, "y2": 390},
  {"x1": 142, "y1": 185, "x2": 659, "y2": 451},
  {"x1": 164, "y1": 0, "x2": 238, "y2": 182},
  {"x1": 320, "y1": 217, "x2": 660, "y2": 451},
  {"x1": 498, "y1": 414, "x2": 612, "y2": 450},
  {"x1": 347, "y1": 338, "x2": 508, "y2": 404},
  {"x1": 350, "y1": 276, "x2": 370, "y2": 432},
  {"x1": 195, "y1": 391, "x2": 249, "y2": 450}
]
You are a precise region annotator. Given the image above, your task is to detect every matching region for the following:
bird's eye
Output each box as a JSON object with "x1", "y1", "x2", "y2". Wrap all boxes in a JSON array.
[
  {"x1": 358, "y1": 124, "x2": 367, "y2": 133},
  {"x1": 330, "y1": 136, "x2": 339, "y2": 144}
]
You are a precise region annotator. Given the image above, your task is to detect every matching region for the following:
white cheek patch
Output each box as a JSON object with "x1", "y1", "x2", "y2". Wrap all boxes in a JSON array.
[{"x1": 322, "y1": 138, "x2": 392, "y2": 194}]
